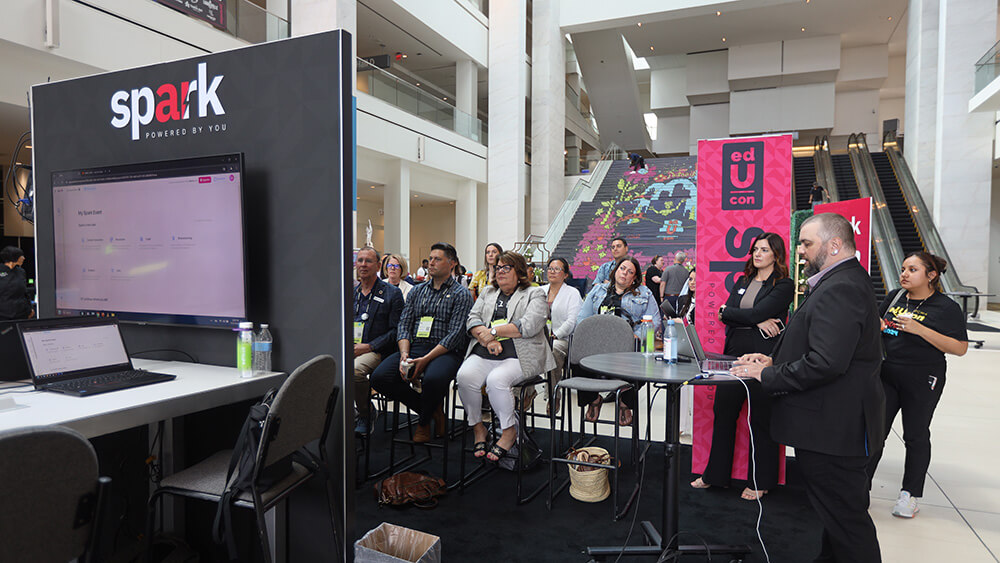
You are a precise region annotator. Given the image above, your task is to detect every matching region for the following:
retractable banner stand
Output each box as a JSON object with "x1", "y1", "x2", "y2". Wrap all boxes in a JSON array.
[
  {"x1": 815, "y1": 197, "x2": 873, "y2": 272},
  {"x1": 693, "y1": 134, "x2": 793, "y2": 481}
]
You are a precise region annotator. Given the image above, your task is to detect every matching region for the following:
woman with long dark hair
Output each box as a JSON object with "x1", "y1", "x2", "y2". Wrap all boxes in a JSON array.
[
  {"x1": 691, "y1": 232, "x2": 793, "y2": 500},
  {"x1": 866, "y1": 251, "x2": 967, "y2": 518}
]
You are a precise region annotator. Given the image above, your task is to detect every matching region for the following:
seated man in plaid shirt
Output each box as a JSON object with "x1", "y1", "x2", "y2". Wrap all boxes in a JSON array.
[{"x1": 371, "y1": 242, "x2": 474, "y2": 442}]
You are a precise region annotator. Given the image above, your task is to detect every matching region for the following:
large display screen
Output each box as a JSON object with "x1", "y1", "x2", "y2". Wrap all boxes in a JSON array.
[{"x1": 51, "y1": 154, "x2": 247, "y2": 328}]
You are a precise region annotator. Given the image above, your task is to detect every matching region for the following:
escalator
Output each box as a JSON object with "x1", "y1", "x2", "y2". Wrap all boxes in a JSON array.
[
  {"x1": 793, "y1": 156, "x2": 817, "y2": 210},
  {"x1": 830, "y1": 153, "x2": 887, "y2": 300},
  {"x1": 830, "y1": 154, "x2": 860, "y2": 200},
  {"x1": 871, "y1": 152, "x2": 925, "y2": 256}
]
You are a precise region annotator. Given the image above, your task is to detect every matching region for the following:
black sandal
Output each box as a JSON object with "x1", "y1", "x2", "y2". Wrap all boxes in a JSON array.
[
  {"x1": 472, "y1": 441, "x2": 488, "y2": 458},
  {"x1": 486, "y1": 443, "x2": 509, "y2": 463}
]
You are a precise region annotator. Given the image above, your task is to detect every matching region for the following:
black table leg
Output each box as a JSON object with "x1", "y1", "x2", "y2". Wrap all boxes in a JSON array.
[{"x1": 585, "y1": 383, "x2": 751, "y2": 560}]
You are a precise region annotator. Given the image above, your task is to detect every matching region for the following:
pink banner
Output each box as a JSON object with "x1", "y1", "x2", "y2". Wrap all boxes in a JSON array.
[
  {"x1": 692, "y1": 134, "x2": 793, "y2": 481},
  {"x1": 815, "y1": 197, "x2": 872, "y2": 273}
]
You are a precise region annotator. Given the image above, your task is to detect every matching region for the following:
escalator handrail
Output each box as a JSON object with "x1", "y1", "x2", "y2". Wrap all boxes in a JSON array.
[
  {"x1": 881, "y1": 131, "x2": 980, "y2": 300},
  {"x1": 849, "y1": 132, "x2": 903, "y2": 293}
]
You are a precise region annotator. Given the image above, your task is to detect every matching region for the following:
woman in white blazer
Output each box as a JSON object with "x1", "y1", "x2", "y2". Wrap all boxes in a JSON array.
[
  {"x1": 458, "y1": 251, "x2": 556, "y2": 463},
  {"x1": 540, "y1": 257, "x2": 582, "y2": 414}
]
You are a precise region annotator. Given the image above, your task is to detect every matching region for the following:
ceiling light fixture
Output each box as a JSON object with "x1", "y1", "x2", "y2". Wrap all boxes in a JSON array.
[
  {"x1": 722, "y1": 37, "x2": 727, "y2": 42},
  {"x1": 637, "y1": 22, "x2": 642, "y2": 27},
  {"x1": 413, "y1": 194, "x2": 419, "y2": 198},
  {"x1": 716, "y1": 10, "x2": 722, "y2": 16},
  {"x1": 650, "y1": 46, "x2": 654, "y2": 51},
  {"x1": 24, "y1": 145, "x2": 32, "y2": 149},
  {"x1": 370, "y1": 185, "x2": 376, "y2": 189},
  {"x1": 416, "y1": 82, "x2": 421, "y2": 86},
  {"x1": 801, "y1": 27, "x2": 806, "y2": 32},
  {"x1": 887, "y1": 16, "x2": 892, "y2": 21}
]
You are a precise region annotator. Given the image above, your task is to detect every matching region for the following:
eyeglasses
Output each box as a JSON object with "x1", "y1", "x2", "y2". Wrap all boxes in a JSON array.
[
  {"x1": 496, "y1": 265, "x2": 513, "y2": 274},
  {"x1": 546, "y1": 267, "x2": 564, "y2": 273},
  {"x1": 386, "y1": 264, "x2": 402, "y2": 270}
]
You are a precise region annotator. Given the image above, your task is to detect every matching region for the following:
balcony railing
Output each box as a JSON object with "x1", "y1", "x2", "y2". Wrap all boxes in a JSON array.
[
  {"x1": 156, "y1": 0, "x2": 288, "y2": 43},
  {"x1": 356, "y1": 58, "x2": 487, "y2": 144},
  {"x1": 974, "y1": 38, "x2": 1000, "y2": 94}
]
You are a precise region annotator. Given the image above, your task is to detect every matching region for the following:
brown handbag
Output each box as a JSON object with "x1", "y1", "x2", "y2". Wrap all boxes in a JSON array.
[{"x1": 374, "y1": 471, "x2": 447, "y2": 509}]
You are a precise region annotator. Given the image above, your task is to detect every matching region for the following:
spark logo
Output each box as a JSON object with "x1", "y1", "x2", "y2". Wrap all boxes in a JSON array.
[{"x1": 110, "y1": 62, "x2": 225, "y2": 140}]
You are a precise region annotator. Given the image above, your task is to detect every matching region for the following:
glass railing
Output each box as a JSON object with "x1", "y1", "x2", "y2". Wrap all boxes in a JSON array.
[
  {"x1": 974, "y1": 38, "x2": 1000, "y2": 94},
  {"x1": 356, "y1": 58, "x2": 487, "y2": 144}
]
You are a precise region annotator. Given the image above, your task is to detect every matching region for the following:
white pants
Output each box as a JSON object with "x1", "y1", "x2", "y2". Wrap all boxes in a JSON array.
[{"x1": 456, "y1": 355, "x2": 528, "y2": 430}]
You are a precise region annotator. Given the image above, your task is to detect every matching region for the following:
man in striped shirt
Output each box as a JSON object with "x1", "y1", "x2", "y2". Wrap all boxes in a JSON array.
[{"x1": 371, "y1": 242, "x2": 473, "y2": 442}]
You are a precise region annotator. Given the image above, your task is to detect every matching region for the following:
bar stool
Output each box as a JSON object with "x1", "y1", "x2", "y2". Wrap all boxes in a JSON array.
[{"x1": 547, "y1": 314, "x2": 640, "y2": 521}]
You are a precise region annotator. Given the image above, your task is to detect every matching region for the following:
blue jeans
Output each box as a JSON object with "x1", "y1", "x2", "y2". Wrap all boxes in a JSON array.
[{"x1": 370, "y1": 343, "x2": 463, "y2": 425}]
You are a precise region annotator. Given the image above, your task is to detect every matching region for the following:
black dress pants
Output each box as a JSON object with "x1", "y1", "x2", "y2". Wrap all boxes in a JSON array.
[
  {"x1": 865, "y1": 360, "x2": 946, "y2": 497},
  {"x1": 369, "y1": 343, "x2": 462, "y2": 425},
  {"x1": 796, "y1": 449, "x2": 881, "y2": 563},
  {"x1": 700, "y1": 379, "x2": 779, "y2": 489}
]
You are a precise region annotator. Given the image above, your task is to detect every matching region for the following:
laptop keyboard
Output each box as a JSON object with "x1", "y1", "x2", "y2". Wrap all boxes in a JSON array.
[
  {"x1": 703, "y1": 359, "x2": 734, "y2": 373},
  {"x1": 46, "y1": 370, "x2": 172, "y2": 392}
]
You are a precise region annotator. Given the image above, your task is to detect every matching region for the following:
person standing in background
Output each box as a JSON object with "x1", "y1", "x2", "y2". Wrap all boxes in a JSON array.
[
  {"x1": 809, "y1": 181, "x2": 829, "y2": 209},
  {"x1": 645, "y1": 255, "x2": 665, "y2": 306},
  {"x1": 660, "y1": 251, "x2": 690, "y2": 310},
  {"x1": 470, "y1": 243, "x2": 503, "y2": 300},
  {"x1": 0, "y1": 246, "x2": 32, "y2": 320}
]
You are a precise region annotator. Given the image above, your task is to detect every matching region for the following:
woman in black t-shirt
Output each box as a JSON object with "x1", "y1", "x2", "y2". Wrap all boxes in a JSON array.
[{"x1": 866, "y1": 251, "x2": 968, "y2": 520}]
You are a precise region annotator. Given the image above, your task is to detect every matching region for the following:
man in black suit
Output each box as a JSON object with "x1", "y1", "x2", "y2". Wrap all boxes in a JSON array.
[{"x1": 733, "y1": 213, "x2": 884, "y2": 562}]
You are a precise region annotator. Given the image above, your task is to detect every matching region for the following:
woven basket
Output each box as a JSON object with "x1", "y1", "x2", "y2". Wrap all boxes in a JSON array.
[{"x1": 568, "y1": 446, "x2": 612, "y2": 503}]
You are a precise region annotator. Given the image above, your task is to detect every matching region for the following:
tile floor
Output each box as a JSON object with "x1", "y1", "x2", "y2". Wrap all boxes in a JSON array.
[{"x1": 523, "y1": 309, "x2": 1000, "y2": 561}]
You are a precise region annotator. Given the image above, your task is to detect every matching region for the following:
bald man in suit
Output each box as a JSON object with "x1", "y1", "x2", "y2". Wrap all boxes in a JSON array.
[{"x1": 734, "y1": 213, "x2": 884, "y2": 563}]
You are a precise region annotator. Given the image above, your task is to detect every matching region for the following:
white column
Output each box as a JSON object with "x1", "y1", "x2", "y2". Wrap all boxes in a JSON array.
[
  {"x1": 932, "y1": 0, "x2": 995, "y2": 290},
  {"x1": 566, "y1": 133, "x2": 582, "y2": 175},
  {"x1": 487, "y1": 0, "x2": 528, "y2": 247},
  {"x1": 904, "y1": 0, "x2": 939, "y2": 204},
  {"x1": 530, "y1": 0, "x2": 566, "y2": 237},
  {"x1": 383, "y1": 161, "x2": 411, "y2": 261},
  {"x1": 455, "y1": 180, "x2": 479, "y2": 272},
  {"x1": 456, "y1": 59, "x2": 480, "y2": 142}
]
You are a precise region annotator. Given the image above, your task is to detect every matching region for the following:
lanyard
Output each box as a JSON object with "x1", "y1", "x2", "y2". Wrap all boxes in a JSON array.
[
  {"x1": 354, "y1": 285, "x2": 374, "y2": 321},
  {"x1": 420, "y1": 280, "x2": 449, "y2": 317}
]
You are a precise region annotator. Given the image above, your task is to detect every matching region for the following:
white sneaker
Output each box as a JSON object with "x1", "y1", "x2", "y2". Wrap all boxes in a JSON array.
[{"x1": 891, "y1": 490, "x2": 919, "y2": 518}]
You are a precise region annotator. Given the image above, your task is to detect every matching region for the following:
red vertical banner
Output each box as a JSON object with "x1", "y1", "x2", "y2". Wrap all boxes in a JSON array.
[
  {"x1": 692, "y1": 134, "x2": 793, "y2": 480},
  {"x1": 815, "y1": 197, "x2": 872, "y2": 272}
]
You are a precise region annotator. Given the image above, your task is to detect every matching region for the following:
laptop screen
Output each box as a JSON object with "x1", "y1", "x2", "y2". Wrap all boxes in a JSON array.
[
  {"x1": 20, "y1": 323, "x2": 130, "y2": 381},
  {"x1": 681, "y1": 319, "x2": 707, "y2": 362}
]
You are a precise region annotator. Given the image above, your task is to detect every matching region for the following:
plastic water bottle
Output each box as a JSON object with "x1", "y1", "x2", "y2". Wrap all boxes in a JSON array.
[
  {"x1": 641, "y1": 315, "x2": 654, "y2": 355},
  {"x1": 237, "y1": 321, "x2": 253, "y2": 378},
  {"x1": 253, "y1": 324, "x2": 273, "y2": 375},
  {"x1": 663, "y1": 319, "x2": 678, "y2": 364}
]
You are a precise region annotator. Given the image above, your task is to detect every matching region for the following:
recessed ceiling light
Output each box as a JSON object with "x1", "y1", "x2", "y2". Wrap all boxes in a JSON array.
[
  {"x1": 722, "y1": 37, "x2": 727, "y2": 42},
  {"x1": 716, "y1": 10, "x2": 722, "y2": 16},
  {"x1": 369, "y1": 185, "x2": 376, "y2": 189},
  {"x1": 413, "y1": 194, "x2": 419, "y2": 198},
  {"x1": 887, "y1": 16, "x2": 892, "y2": 21},
  {"x1": 650, "y1": 46, "x2": 654, "y2": 51},
  {"x1": 637, "y1": 22, "x2": 642, "y2": 27},
  {"x1": 416, "y1": 82, "x2": 421, "y2": 86},
  {"x1": 443, "y1": 97, "x2": 448, "y2": 100},
  {"x1": 801, "y1": 27, "x2": 806, "y2": 32}
]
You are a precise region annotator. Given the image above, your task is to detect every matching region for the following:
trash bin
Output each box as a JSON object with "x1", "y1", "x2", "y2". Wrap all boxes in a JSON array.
[{"x1": 355, "y1": 522, "x2": 442, "y2": 563}]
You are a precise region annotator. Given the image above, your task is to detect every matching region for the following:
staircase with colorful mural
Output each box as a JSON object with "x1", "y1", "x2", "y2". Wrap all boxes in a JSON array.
[{"x1": 552, "y1": 157, "x2": 699, "y2": 281}]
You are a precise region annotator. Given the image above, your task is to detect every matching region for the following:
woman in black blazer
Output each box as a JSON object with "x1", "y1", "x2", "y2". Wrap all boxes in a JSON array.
[{"x1": 691, "y1": 232, "x2": 793, "y2": 500}]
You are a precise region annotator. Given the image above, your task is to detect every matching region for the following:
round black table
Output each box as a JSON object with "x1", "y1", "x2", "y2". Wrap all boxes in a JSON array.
[{"x1": 579, "y1": 352, "x2": 751, "y2": 561}]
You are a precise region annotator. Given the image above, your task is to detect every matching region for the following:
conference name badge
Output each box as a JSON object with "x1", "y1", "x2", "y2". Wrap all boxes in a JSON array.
[
  {"x1": 417, "y1": 316, "x2": 434, "y2": 338},
  {"x1": 491, "y1": 319, "x2": 510, "y2": 342},
  {"x1": 599, "y1": 305, "x2": 615, "y2": 315},
  {"x1": 353, "y1": 321, "x2": 363, "y2": 344}
]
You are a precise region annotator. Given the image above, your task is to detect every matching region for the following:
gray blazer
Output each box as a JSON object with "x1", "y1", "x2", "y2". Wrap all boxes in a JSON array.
[{"x1": 465, "y1": 285, "x2": 557, "y2": 378}]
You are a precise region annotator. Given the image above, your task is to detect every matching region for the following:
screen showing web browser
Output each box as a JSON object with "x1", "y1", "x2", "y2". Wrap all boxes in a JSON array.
[{"x1": 51, "y1": 154, "x2": 247, "y2": 328}]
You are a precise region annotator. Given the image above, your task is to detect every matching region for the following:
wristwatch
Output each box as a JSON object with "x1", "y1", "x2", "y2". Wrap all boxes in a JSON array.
[{"x1": 490, "y1": 327, "x2": 498, "y2": 337}]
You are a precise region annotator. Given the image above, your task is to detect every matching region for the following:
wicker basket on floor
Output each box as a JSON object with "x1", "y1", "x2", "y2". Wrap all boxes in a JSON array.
[{"x1": 567, "y1": 446, "x2": 612, "y2": 503}]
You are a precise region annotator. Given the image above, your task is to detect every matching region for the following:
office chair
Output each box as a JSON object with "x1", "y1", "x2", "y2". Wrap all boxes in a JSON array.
[
  {"x1": 145, "y1": 355, "x2": 340, "y2": 563},
  {"x1": 0, "y1": 425, "x2": 111, "y2": 563}
]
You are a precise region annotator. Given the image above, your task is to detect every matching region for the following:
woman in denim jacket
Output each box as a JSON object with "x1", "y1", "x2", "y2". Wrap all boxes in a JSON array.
[{"x1": 576, "y1": 256, "x2": 661, "y2": 425}]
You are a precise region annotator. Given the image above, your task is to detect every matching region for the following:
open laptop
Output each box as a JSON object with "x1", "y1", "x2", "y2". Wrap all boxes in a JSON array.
[
  {"x1": 680, "y1": 319, "x2": 738, "y2": 376},
  {"x1": 18, "y1": 318, "x2": 175, "y2": 396}
]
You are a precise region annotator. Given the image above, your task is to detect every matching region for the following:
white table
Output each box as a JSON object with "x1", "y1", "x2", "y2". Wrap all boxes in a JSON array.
[
  {"x1": 0, "y1": 359, "x2": 286, "y2": 437},
  {"x1": 0, "y1": 360, "x2": 289, "y2": 560}
]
